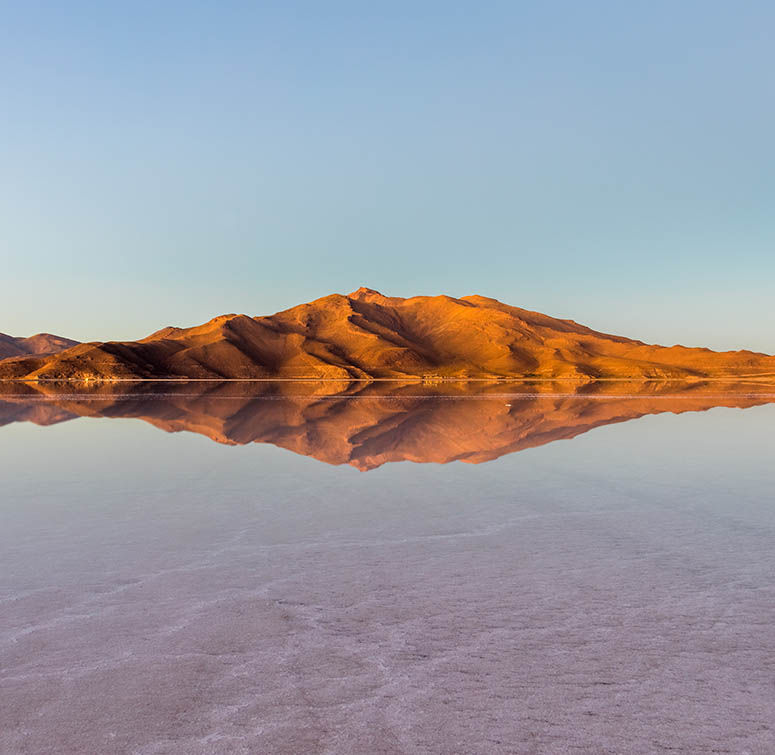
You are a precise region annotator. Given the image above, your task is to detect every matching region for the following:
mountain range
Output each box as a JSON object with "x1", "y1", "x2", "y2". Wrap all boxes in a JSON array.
[{"x1": 2, "y1": 288, "x2": 773, "y2": 381}]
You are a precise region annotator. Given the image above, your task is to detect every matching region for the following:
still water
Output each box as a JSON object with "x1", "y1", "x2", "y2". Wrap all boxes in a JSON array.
[{"x1": 1, "y1": 383, "x2": 774, "y2": 754}]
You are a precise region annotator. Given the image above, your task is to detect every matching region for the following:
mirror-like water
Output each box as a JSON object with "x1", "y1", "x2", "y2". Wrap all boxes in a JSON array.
[{"x1": 1, "y1": 383, "x2": 774, "y2": 754}]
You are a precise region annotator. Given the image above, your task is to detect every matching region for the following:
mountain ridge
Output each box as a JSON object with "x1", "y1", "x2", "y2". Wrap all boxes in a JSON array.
[{"x1": 1, "y1": 289, "x2": 773, "y2": 382}]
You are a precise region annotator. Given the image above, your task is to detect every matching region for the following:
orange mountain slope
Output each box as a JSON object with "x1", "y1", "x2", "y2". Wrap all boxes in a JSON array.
[
  {"x1": 1, "y1": 381, "x2": 772, "y2": 470},
  {"x1": 1, "y1": 288, "x2": 773, "y2": 381}
]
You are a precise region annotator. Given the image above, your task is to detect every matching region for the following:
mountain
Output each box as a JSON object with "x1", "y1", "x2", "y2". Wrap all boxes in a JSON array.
[
  {"x1": 0, "y1": 332, "x2": 79, "y2": 361},
  {"x1": 0, "y1": 381, "x2": 771, "y2": 470},
  {"x1": 1, "y1": 288, "x2": 773, "y2": 381}
]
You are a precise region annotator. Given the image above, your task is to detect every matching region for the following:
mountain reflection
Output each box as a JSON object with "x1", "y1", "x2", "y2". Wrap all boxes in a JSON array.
[{"x1": 1, "y1": 381, "x2": 773, "y2": 470}]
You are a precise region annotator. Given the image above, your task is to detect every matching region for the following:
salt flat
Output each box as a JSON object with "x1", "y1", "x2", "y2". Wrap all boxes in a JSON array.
[{"x1": 1, "y1": 395, "x2": 773, "y2": 754}]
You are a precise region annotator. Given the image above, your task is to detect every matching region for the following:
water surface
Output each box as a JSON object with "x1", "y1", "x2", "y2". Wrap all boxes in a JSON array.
[{"x1": 1, "y1": 383, "x2": 774, "y2": 753}]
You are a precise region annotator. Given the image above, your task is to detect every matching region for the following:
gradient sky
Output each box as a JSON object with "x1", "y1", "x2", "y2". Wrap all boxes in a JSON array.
[{"x1": 2, "y1": 1, "x2": 773, "y2": 351}]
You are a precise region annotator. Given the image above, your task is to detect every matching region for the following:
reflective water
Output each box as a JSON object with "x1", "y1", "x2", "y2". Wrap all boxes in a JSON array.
[{"x1": 1, "y1": 383, "x2": 774, "y2": 754}]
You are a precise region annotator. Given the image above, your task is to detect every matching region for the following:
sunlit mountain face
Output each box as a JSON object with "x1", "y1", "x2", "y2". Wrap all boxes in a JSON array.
[{"x1": 3, "y1": 289, "x2": 775, "y2": 381}]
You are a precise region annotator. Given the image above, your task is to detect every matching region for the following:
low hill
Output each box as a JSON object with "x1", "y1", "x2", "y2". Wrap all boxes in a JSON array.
[{"x1": 0, "y1": 332, "x2": 79, "y2": 361}]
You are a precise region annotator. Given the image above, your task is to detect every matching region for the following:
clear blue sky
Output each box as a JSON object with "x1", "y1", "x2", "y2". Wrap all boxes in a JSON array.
[{"x1": 2, "y1": 1, "x2": 773, "y2": 351}]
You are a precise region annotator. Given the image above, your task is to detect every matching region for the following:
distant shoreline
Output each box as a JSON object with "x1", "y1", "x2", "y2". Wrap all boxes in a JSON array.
[{"x1": 3, "y1": 376, "x2": 775, "y2": 384}]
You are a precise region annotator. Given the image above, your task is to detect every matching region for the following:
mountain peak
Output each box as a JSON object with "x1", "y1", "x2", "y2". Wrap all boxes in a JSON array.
[{"x1": 349, "y1": 286, "x2": 386, "y2": 299}]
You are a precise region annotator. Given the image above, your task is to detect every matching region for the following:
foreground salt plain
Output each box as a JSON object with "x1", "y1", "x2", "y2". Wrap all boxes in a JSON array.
[{"x1": 1, "y1": 387, "x2": 774, "y2": 754}]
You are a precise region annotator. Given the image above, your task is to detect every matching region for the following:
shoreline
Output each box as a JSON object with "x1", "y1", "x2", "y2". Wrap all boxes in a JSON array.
[{"x1": 2, "y1": 375, "x2": 775, "y2": 384}]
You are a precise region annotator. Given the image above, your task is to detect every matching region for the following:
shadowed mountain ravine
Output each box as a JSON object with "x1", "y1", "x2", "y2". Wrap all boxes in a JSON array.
[
  {"x1": 2, "y1": 381, "x2": 772, "y2": 470},
  {"x1": 2, "y1": 289, "x2": 775, "y2": 381}
]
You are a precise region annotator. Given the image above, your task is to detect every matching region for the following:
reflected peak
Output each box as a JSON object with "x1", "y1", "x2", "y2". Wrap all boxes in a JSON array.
[{"x1": 1, "y1": 381, "x2": 773, "y2": 471}]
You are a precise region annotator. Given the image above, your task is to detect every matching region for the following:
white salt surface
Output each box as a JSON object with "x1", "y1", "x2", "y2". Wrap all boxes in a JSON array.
[{"x1": 1, "y1": 403, "x2": 774, "y2": 754}]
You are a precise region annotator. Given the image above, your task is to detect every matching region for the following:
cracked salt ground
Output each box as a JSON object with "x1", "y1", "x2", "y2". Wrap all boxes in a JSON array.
[{"x1": 1, "y1": 402, "x2": 774, "y2": 754}]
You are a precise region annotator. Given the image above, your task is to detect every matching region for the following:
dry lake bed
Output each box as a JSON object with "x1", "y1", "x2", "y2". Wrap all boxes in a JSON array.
[{"x1": 1, "y1": 385, "x2": 774, "y2": 754}]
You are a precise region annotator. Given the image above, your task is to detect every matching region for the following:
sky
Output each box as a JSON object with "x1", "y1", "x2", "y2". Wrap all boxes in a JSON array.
[{"x1": 1, "y1": 0, "x2": 773, "y2": 352}]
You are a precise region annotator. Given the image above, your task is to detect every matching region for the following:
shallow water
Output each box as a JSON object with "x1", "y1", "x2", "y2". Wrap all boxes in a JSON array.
[{"x1": 1, "y1": 384, "x2": 774, "y2": 754}]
